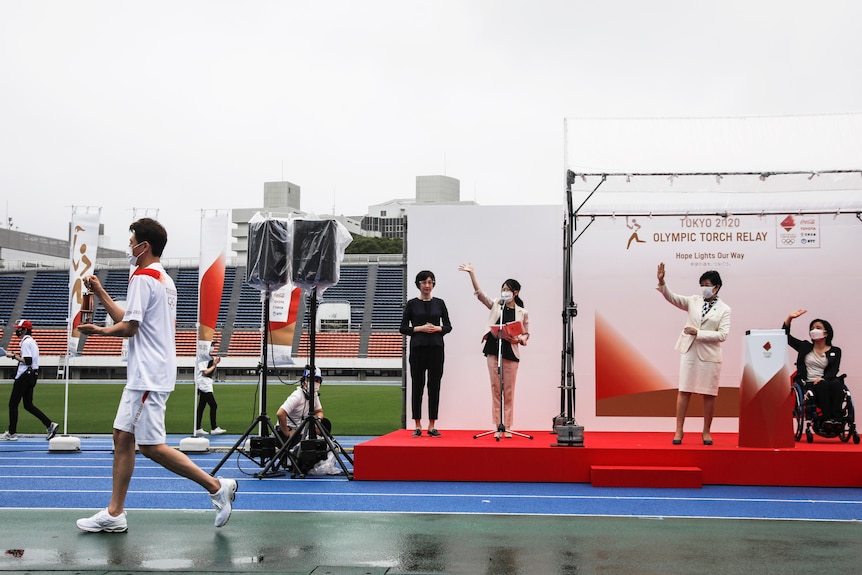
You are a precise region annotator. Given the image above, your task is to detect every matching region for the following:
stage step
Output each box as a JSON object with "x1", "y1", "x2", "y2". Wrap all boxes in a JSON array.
[{"x1": 590, "y1": 465, "x2": 703, "y2": 488}]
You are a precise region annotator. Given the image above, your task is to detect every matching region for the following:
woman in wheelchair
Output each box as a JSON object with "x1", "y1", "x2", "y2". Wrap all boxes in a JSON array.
[{"x1": 783, "y1": 310, "x2": 843, "y2": 428}]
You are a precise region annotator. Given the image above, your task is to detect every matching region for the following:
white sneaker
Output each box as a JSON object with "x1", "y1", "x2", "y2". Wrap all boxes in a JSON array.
[
  {"x1": 195, "y1": 428, "x2": 208, "y2": 437},
  {"x1": 0, "y1": 431, "x2": 18, "y2": 441},
  {"x1": 210, "y1": 427, "x2": 226, "y2": 435},
  {"x1": 46, "y1": 422, "x2": 59, "y2": 440},
  {"x1": 76, "y1": 508, "x2": 128, "y2": 533},
  {"x1": 210, "y1": 477, "x2": 237, "y2": 528}
]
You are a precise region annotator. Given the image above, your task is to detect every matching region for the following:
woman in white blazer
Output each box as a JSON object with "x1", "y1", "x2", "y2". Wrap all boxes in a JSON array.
[
  {"x1": 459, "y1": 263, "x2": 530, "y2": 438},
  {"x1": 657, "y1": 263, "x2": 731, "y2": 446}
]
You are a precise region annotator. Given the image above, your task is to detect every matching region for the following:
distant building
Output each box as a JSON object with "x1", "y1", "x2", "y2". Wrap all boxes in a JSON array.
[
  {"x1": 0, "y1": 226, "x2": 124, "y2": 269},
  {"x1": 231, "y1": 181, "x2": 304, "y2": 260},
  {"x1": 362, "y1": 175, "x2": 475, "y2": 239},
  {"x1": 416, "y1": 174, "x2": 460, "y2": 203}
]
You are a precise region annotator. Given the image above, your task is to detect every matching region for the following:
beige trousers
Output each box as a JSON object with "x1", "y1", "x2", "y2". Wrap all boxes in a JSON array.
[{"x1": 486, "y1": 354, "x2": 519, "y2": 429}]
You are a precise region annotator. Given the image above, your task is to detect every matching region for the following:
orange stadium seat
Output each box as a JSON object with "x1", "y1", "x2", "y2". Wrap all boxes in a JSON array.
[
  {"x1": 367, "y1": 332, "x2": 403, "y2": 358},
  {"x1": 227, "y1": 331, "x2": 264, "y2": 356},
  {"x1": 80, "y1": 334, "x2": 124, "y2": 356},
  {"x1": 297, "y1": 332, "x2": 361, "y2": 358}
]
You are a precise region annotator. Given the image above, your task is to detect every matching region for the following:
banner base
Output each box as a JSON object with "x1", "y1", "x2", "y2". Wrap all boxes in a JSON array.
[
  {"x1": 179, "y1": 436, "x2": 210, "y2": 453},
  {"x1": 49, "y1": 435, "x2": 81, "y2": 452}
]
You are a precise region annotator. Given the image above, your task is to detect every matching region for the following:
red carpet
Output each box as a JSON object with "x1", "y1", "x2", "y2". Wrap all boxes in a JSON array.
[{"x1": 353, "y1": 430, "x2": 862, "y2": 488}]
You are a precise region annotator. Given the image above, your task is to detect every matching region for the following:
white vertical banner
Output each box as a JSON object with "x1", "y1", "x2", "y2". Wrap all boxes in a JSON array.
[
  {"x1": 197, "y1": 211, "x2": 228, "y2": 361},
  {"x1": 188, "y1": 211, "x2": 229, "y2": 437},
  {"x1": 68, "y1": 209, "x2": 100, "y2": 355},
  {"x1": 268, "y1": 283, "x2": 301, "y2": 367}
]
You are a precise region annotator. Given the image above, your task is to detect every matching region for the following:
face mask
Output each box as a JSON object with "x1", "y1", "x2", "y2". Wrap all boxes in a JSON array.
[
  {"x1": 701, "y1": 285, "x2": 715, "y2": 299},
  {"x1": 302, "y1": 381, "x2": 321, "y2": 395},
  {"x1": 809, "y1": 329, "x2": 825, "y2": 341},
  {"x1": 500, "y1": 290, "x2": 513, "y2": 302},
  {"x1": 126, "y1": 242, "x2": 144, "y2": 266}
]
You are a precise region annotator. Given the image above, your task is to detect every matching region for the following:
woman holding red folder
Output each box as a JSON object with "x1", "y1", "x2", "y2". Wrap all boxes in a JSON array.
[{"x1": 458, "y1": 263, "x2": 529, "y2": 438}]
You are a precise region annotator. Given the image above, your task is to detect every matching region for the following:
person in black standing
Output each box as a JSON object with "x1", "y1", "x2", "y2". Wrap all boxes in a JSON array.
[{"x1": 400, "y1": 270, "x2": 452, "y2": 437}]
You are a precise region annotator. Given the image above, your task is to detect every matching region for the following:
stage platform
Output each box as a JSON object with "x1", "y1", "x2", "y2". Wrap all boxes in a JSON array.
[{"x1": 353, "y1": 430, "x2": 862, "y2": 488}]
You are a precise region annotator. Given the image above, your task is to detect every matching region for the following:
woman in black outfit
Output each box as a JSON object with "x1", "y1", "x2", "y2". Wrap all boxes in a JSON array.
[
  {"x1": 783, "y1": 310, "x2": 843, "y2": 426},
  {"x1": 400, "y1": 270, "x2": 452, "y2": 437}
]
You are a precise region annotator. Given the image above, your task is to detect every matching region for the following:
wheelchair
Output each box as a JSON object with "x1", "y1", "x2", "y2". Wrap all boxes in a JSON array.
[{"x1": 792, "y1": 373, "x2": 859, "y2": 444}]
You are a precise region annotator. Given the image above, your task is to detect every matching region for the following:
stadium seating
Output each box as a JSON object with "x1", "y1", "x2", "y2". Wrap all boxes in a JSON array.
[
  {"x1": 297, "y1": 332, "x2": 361, "y2": 358},
  {"x1": 0, "y1": 274, "x2": 24, "y2": 326},
  {"x1": 1, "y1": 265, "x2": 405, "y2": 361},
  {"x1": 21, "y1": 273, "x2": 68, "y2": 325}
]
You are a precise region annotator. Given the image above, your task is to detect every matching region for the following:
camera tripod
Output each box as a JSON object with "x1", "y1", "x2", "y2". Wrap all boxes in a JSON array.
[
  {"x1": 256, "y1": 288, "x2": 354, "y2": 479},
  {"x1": 210, "y1": 290, "x2": 284, "y2": 477}
]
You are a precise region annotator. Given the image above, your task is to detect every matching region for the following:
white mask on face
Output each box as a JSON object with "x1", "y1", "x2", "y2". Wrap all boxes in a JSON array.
[
  {"x1": 500, "y1": 290, "x2": 513, "y2": 302},
  {"x1": 701, "y1": 285, "x2": 715, "y2": 299},
  {"x1": 809, "y1": 329, "x2": 825, "y2": 341},
  {"x1": 126, "y1": 242, "x2": 144, "y2": 267}
]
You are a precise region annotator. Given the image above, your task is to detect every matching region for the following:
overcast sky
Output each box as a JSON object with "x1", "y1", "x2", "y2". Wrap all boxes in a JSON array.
[{"x1": 2, "y1": 0, "x2": 861, "y2": 258}]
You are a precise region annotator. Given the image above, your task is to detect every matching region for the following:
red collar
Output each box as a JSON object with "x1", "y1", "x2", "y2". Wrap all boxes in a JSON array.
[{"x1": 130, "y1": 267, "x2": 162, "y2": 282}]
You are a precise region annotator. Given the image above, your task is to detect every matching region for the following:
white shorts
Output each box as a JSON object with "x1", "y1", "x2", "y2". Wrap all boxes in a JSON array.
[{"x1": 113, "y1": 388, "x2": 169, "y2": 445}]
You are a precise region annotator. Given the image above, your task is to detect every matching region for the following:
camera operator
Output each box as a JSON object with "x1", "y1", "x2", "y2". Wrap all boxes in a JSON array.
[{"x1": 276, "y1": 366, "x2": 327, "y2": 440}]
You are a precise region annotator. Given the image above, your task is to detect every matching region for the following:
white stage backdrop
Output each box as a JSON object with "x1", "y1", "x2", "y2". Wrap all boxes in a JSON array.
[
  {"x1": 407, "y1": 205, "x2": 861, "y2": 433},
  {"x1": 406, "y1": 204, "x2": 564, "y2": 431},
  {"x1": 562, "y1": 114, "x2": 862, "y2": 432},
  {"x1": 571, "y1": 212, "x2": 862, "y2": 432}
]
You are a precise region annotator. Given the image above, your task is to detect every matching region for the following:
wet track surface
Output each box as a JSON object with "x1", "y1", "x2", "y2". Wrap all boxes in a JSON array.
[{"x1": 2, "y1": 434, "x2": 861, "y2": 574}]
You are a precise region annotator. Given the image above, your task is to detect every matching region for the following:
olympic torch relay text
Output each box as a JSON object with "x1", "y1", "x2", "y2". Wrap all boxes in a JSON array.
[{"x1": 654, "y1": 231, "x2": 768, "y2": 243}]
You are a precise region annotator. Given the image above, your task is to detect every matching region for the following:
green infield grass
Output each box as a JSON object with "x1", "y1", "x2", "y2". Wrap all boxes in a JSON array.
[{"x1": 0, "y1": 381, "x2": 402, "y2": 437}]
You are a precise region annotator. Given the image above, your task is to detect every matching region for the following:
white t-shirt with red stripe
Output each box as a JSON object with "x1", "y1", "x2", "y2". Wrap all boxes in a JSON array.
[{"x1": 124, "y1": 263, "x2": 177, "y2": 392}]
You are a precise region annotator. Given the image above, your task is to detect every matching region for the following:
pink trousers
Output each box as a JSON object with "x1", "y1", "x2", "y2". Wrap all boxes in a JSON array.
[{"x1": 485, "y1": 354, "x2": 519, "y2": 429}]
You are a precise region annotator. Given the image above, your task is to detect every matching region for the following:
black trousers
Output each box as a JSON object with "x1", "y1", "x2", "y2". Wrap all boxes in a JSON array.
[
  {"x1": 196, "y1": 390, "x2": 218, "y2": 429},
  {"x1": 409, "y1": 346, "x2": 444, "y2": 421},
  {"x1": 8, "y1": 370, "x2": 51, "y2": 434},
  {"x1": 813, "y1": 378, "x2": 845, "y2": 421}
]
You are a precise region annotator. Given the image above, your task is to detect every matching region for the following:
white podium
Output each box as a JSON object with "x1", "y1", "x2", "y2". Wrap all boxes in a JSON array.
[{"x1": 738, "y1": 329, "x2": 794, "y2": 448}]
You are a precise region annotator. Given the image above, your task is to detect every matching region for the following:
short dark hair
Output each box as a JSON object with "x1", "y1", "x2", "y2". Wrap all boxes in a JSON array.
[
  {"x1": 809, "y1": 318, "x2": 834, "y2": 346},
  {"x1": 699, "y1": 270, "x2": 722, "y2": 287},
  {"x1": 130, "y1": 218, "x2": 168, "y2": 257},
  {"x1": 415, "y1": 270, "x2": 436, "y2": 288}
]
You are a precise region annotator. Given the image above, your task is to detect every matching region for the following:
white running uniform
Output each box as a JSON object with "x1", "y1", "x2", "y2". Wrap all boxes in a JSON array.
[{"x1": 124, "y1": 263, "x2": 177, "y2": 393}]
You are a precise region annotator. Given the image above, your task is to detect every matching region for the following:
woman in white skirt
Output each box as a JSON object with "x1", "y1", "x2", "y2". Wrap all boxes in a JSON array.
[{"x1": 657, "y1": 263, "x2": 731, "y2": 446}]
